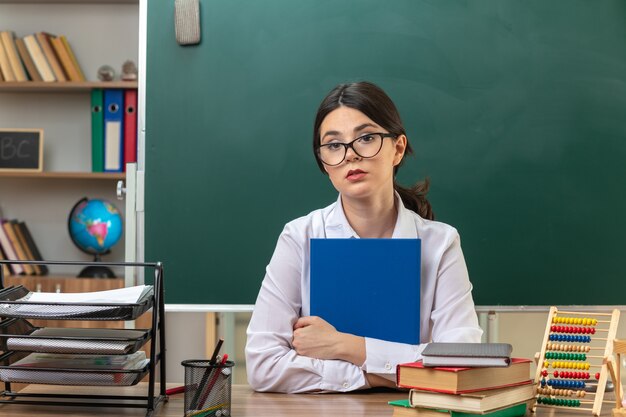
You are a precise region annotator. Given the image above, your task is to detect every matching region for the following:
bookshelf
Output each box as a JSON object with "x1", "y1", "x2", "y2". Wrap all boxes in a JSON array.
[
  {"x1": 0, "y1": 81, "x2": 137, "y2": 92},
  {"x1": 0, "y1": 1, "x2": 139, "y2": 276},
  {"x1": 0, "y1": 171, "x2": 125, "y2": 179}
]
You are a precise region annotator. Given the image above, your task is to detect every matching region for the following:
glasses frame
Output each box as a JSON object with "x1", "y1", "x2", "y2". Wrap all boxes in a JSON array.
[{"x1": 316, "y1": 133, "x2": 397, "y2": 166}]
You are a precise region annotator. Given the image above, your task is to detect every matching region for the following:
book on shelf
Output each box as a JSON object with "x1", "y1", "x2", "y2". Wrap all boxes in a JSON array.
[
  {"x1": 0, "y1": 246, "x2": 12, "y2": 277},
  {"x1": 1, "y1": 220, "x2": 34, "y2": 275},
  {"x1": 0, "y1": 31, "x2": 28, "y2": 82},
  {"x1": 0, "y1": 221, "x2": 25, "y2": 275},
  {"x1": 10, "y1": 220, "x2": 40, "y2": 275},
  {"x1": 421, "y1": 343, "x2": 512, "y2": 367},
  {"x1": 23, "y1": 34, "x2": 55, "y2": 82},
  {"x1": 0, "y1": 37, "x2": 15, "y2": 81},
  {"x1": 35, "y1": 32, "x2": 67, "y2": 81},
  {"x1": 15, "y1": 221, "x2": 48, "y2": 275},
  {"x1": 397, "y1": 358, "x2": 532, "y2": 393},
  {"x1": 49, "y1": 35, "x2": 81, "y2": 82},
  {"x1": 389, "y1": 399, "x2": 528, "y2": 417},
  {"x1": 408, "y1": 383, "x2": 535, "y2": 413},
  {"x1": 14, "y1": 37, "x2": 42, "y2": 81},
  {"x1": 59, "y1": 35, "x2": 85, "y2": 81}
]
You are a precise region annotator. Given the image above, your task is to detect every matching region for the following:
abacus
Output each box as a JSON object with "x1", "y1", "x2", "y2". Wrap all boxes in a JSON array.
[
  {"x1": 534, "y1": 307, "x2": 620, "y2": 416},
  {"x1": 612, "y1": 339, "x2": 626, "y2": 417}
]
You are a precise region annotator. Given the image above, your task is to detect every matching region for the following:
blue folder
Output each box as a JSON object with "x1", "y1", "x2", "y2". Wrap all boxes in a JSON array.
[
  {"x1": 103, "y1": 89, "x2": 124, "y2": 172},
  {"x1": 310, "y1": 238, "x2": 421, "y2": 345}
]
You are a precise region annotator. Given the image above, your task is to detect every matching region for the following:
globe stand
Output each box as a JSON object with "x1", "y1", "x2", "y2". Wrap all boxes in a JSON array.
[{"x1": 78, "y1": 254, "x2": 116, "y2": 278}]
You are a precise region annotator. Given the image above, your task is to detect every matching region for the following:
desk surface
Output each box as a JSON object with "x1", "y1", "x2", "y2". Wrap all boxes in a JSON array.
[
  {"x1": 0, "y1": 383, "x2": 406, "y2": 417},
  {"x1": 0, "y1": 384, "x2": 613, "y2": 417}
]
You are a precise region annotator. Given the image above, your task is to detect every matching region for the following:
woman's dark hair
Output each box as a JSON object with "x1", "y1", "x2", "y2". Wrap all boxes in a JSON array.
[{"x1": 312, "y1": 81, "x2": 434, "y2": 220}]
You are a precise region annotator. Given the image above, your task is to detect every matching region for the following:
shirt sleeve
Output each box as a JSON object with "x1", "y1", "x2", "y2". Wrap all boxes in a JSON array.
[
  {"x1": 361, "y1": 232, "x2": 483, "y2": 379},
  {"x1": 429, "y1": 232, "x2": 483, "y2": 343},
  {"x1": 245, "y1": 224, "x2": 369, "y2": 393}
]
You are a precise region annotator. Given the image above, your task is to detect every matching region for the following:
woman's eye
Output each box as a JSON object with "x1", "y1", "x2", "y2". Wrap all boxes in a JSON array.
[
  {"x1": 358, "y1": 135, "x2": 375, "y2": 143},
  {"x1": 327, "y1": 143, "x2": 343, "y2": 151}
]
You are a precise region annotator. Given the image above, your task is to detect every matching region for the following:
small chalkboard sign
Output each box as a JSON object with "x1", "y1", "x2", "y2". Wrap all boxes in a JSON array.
[{"x1": 0, "y1": 129, "x2": 44, "y2": 172}]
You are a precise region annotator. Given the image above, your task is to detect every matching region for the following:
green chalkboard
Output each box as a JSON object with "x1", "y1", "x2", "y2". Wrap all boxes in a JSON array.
[{"x1": 146, "y1": 1, "x2": 626, "y2": 305}]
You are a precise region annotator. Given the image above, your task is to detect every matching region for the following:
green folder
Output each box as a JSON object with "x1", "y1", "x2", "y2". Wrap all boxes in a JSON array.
[
  {"x1": 388, "y1": 400, "x2": 527, "y2": 417},
  {"x1": 91, "y1": 89, "x2": 104, "y2": 172}
]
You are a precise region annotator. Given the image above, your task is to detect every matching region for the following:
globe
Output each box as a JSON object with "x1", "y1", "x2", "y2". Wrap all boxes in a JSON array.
[{"x1": 68, "y1": 198, "x2": 123, "y2": 278}]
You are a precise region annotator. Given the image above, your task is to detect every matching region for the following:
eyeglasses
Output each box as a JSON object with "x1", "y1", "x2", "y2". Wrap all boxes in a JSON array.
[{"x1": 316, "y1": 133, "x2": 397, "y2": 166}]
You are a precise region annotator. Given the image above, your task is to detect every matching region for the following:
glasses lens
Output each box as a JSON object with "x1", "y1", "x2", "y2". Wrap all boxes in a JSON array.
[
  {"x1": 353, "y1": 134, "x2": 383, "y2": 158},
  {"x1": 319, "y1": 143, "x2": 345, "y2": 165}
]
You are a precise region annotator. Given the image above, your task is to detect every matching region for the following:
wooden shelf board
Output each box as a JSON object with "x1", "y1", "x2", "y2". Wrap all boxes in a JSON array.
[
  {"x1": 0, "y1": 171, "x2": 125, "y2": 179},
  {"x1": 0, "y1": 81, "x2": 138, "y2": 93}
]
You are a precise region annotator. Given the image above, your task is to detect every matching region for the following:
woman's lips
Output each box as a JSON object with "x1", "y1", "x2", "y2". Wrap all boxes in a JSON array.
[{"x1": 346, "y1": 169, "x2": 366, "y2": 181}]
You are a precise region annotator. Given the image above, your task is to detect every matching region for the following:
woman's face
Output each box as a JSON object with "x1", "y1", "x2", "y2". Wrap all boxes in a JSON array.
[{"x1": 318, "y1": 106, "x2": 407, "y2": 200}]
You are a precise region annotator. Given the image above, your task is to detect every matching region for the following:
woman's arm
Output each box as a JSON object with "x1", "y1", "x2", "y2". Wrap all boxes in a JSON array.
[{"x1": 245, "y1": 224, "x2": 369, "y2": 393}]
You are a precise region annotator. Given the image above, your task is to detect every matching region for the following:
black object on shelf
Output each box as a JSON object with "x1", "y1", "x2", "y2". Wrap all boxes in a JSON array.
[{"x1": 0, "y1": 259, "x2": 166, "y2": 417}]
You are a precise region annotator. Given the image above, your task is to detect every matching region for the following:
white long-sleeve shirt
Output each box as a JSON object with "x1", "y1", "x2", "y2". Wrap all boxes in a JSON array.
[{"x1": 245, "y1": 193, "x2": 483, "y2": 393}]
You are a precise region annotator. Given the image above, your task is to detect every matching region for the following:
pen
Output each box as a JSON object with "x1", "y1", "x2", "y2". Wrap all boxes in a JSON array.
[
  {"x1": 166, "y1": 385, "x2": 186, "y2": 395},
  {"x1": 199, "y1": 353, "x2": 228, "y2": 408},
  {"x1": 190, "y1": 339, "x2": 223, "y2": 409}
]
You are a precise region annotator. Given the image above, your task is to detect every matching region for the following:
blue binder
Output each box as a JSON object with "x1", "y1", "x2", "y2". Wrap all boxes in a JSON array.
[
  {"x1": 103, "y1": 89, "x2": 124, "y2": 172},
  {"x1": 310, "y1": 238, "x2": 421, "y2": 345}
]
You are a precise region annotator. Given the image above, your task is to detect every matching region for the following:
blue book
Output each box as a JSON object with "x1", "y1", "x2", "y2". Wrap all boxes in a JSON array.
[
  {"x1": 310, "y1": 238, "x2": 421, "y2": 345},
  {"x1": 103, "y1": 89, "x2": 124, "y2": 172}
]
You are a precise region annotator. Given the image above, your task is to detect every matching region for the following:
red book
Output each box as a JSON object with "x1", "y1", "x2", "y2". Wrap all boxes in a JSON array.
[
  {"x1": 397, "y1": 358, "x2": 532, "y2": 394},
  {"x1": 123, "y1": 89, "x2": 138, "y2": 168}
]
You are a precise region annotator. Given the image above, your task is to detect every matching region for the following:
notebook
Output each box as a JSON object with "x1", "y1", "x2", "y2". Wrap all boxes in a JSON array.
[
  {"x1": 310, "y1": 238, "x2": 421, "y2": 344},
  {"x1": 421, "y1": 343, "x2": 513, "y2": 367}
]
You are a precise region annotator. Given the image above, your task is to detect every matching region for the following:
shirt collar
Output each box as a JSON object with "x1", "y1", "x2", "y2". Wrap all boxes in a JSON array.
[{"x1": 324, "y1": 192, "x2": 418, "y2": 239}]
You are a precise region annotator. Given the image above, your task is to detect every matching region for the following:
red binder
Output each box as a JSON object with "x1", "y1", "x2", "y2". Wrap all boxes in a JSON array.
[{"x1": 123, "y1": 89, "x2": 138, "y2": 168}]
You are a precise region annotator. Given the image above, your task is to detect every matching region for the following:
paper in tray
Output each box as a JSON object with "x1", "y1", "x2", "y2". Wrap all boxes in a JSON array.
[
  {"x1": 0, "y1": 359, "x2": 151, "y2": 386},
  {"x1": 0, "y1": 286, "x2": 153, "y2": 321},
  {"x1": 0, "y1": 318, "x2": 150, "y2": 354}
]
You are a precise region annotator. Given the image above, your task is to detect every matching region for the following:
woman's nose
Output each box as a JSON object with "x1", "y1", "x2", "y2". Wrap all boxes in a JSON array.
[{"x1": 345, "y1": 145, "x2": 360, "y2": 162}]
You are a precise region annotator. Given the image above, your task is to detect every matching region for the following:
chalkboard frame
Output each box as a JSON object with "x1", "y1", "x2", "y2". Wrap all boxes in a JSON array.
[
  {"x1": 0, "y1": 128, "x2": 44, "y2": 172},
  {"x1": 146, "y1": 0, "x2": 626, "y2": 306}
]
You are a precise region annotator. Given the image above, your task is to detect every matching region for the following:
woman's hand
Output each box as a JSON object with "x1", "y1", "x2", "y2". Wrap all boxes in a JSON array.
[{"x1": 293, "y1": 316, "x2": 365, "y2": 365}]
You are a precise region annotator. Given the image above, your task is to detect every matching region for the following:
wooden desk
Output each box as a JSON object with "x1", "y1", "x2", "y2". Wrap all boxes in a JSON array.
[
  {"x1": 0, "y1": 383, "x2": 407, "y2": 416},
  {"x1": 0, "y1": 384, "x2": 616, "y2": 417}
]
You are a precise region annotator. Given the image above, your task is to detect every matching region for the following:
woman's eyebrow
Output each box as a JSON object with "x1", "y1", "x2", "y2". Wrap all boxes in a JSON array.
[
  {"x1": 321, "y1": 123, "x2": 379, "y2": 141},
  {"x1": 321, "y1": 130, "x2": 342, "y2": 140},
  {"x1": 353, "y1": 123, "x2": 378, "y2": 133}
]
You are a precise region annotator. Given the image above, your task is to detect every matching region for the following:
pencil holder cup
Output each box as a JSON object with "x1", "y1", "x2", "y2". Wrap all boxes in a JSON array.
[{"x1": 181, "y1": 359, "x2": 234, "y2": 417}]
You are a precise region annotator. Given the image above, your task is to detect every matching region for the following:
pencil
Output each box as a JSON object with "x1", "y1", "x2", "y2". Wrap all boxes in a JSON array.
[
  {"x1": 198, "y1": 353, "x2": 228, "y2": 408},
  {"x1": 189, "y1": 339, "x2": 223, "y2": 409}
]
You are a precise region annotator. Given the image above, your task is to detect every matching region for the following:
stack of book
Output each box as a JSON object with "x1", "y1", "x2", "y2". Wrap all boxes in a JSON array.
[
  {"x1": 0, "y1": 219, "x2": 47, "y2": 277},
  {"x1": 0, "y1": 30, "x2": 85, "y2": 83},
  {"x1": 391, "y1": 343, "x2": 535, "y2": 417},
  {"x1": 91, "y1": 88, "x2": 137, "y2": 173}
]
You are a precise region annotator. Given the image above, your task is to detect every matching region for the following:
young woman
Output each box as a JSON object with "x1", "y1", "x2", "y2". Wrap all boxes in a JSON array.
[{"x1": 245, "y1": 81, "x2": 482, "y2": 393}]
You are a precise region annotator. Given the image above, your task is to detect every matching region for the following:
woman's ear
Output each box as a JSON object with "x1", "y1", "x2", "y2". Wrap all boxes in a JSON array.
[{"x1": 393, "y1": 135, "x2": 408, "y2": 166}]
